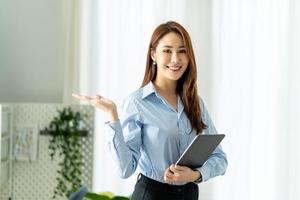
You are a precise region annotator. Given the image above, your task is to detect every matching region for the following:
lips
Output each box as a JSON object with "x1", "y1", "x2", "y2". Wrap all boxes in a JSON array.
[{"x1": 167, "y1": 65, "x2": 182, "y2": 72}]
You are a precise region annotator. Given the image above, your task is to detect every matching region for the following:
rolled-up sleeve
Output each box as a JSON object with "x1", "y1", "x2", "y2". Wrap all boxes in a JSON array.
[
  {"x1": 196, "y1": 98, "x2": 228, "y2": 182},
  {"x1": 105, "y1": 96, "x2": 142, "y2": 179}
]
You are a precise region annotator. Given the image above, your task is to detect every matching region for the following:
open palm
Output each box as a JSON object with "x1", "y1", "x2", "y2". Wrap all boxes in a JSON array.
[{"x1": 72, "y1": 93, "x2": 116, "y2": 113}]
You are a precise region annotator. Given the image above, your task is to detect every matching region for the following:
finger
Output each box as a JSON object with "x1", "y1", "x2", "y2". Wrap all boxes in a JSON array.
[
  {"x1": 167, "y1": 171, "x2": 178, "y2": 182},
  {"x1": 72, "y1": 93, "x2": 92, "y2": 101},
  {"x1": 167, "y1": 172, "x2": 179, "y2": 182},
  {"x1": 82, "y1": 95, "x2": 93, "y2": 100},
  {"x1": 164, "y1": 173, "x2": 174, "y2": 183},
  {"x1": 163, "y1": 171, "x2": 169, "y2": 182},
  {"x1": 166, "y1": 170, "x2": 174, "y2": 177},
  {"x1": 174, "y1": 164, "x2": 186, "y2": 171},
  {"x1": 164, "y1": 168, "x2": 173, "y2": 177},
  {"x1": 167, "y1": 166, "x2": 174, "y2": 173},
  {"x1": 170, "y1": 164, "x2": 181, "y2": 173},
  {"x1": 72, "y1": 93, "x2": 81, "y2": 98},
  {"x1": 164, "y1": 172, "x2": 171, "y2": 180}
]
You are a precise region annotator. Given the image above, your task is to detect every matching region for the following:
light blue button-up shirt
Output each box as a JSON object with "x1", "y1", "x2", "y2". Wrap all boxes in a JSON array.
[{"x1": 106, "y1": 81, "x2": 227, "y2": 184}]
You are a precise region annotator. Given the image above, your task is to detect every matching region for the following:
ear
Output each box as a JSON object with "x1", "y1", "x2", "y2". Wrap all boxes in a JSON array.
[{"x1": 151, "y1": 48, "x2": 156, "y2": 62}]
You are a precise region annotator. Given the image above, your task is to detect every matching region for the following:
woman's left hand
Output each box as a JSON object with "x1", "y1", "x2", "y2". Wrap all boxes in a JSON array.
[{"x1": 163, "y1": 164, "x2": 201, "y2": 184}]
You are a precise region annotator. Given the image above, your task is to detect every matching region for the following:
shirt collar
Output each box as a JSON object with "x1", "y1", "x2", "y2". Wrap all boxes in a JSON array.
[
  {"x1": 141, "y1": 81, "x2": 185, "y2": 114},
  {"x1": 142, "y1": 81, "x2": 157, "y2": 99}
]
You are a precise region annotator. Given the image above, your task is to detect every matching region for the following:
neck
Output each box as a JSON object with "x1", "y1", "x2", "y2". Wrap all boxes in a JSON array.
[{"x1": 153, "y1": 79, "x2": 177, "y2": 96}]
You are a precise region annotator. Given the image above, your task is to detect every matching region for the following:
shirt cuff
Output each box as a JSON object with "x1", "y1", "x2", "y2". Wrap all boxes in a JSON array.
[
  {"x1": 197, "y1": 162, "x2": 212, "y2": 182},
  {"x1": 104, "y1": 120, "x2": 122, "y2": 141}
]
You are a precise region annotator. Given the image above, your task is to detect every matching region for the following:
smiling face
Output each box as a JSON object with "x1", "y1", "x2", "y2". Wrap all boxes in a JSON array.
[{"x1": 151, "y1": 32, "x2": 189, "y2": 83}]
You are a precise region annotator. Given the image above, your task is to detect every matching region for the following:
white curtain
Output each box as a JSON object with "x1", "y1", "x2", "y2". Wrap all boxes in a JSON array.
[
  {"x1": 62, "y1": 0, "x2": 95, "y2": 104},
  {"x1": 62, "y1": 0, "x2": 80, "y2": 104},
  {"x1": 211, "y1": 0, "x2": 300, "y2": 200}
]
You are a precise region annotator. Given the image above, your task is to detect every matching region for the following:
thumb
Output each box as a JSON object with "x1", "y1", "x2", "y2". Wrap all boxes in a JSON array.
[{"x1": 96, "y1": 95, "x2": 102, "y2": 99}]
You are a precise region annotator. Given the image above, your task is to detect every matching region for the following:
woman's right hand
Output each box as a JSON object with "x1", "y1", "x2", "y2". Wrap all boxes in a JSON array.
[{"x1": 72, "y1": 93, "x2": 119, "y2": 122}]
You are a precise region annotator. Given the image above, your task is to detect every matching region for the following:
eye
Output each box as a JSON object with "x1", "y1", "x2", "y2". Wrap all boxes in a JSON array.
[
  {"x1": 178, "y1": 49, "x2": 187, "y2": 53},
  {"x1": 163, "y1": 49, "x2": 172, "y2": 54}
]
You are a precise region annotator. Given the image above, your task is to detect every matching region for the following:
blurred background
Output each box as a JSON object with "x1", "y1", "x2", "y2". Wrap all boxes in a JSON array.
[{"x1": 0, "y1": 0, "x2": 299, "y2": 199}]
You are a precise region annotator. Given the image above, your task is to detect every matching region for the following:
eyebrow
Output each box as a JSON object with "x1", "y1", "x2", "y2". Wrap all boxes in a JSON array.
[{"x1": 161, "y1": 45, "x2": 186, "y2": 48}]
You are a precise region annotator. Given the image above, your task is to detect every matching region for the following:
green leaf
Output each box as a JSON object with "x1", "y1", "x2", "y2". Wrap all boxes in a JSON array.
[
  {"x1": 111, "y1": 197, "x2": 130, "y2": 200},
  {"x1": 85, "y1": 192, "x2": 111, "y2": 200}
]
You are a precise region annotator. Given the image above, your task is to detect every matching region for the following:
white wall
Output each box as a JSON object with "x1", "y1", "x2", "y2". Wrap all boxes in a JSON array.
[{"x1": 0, "y1": 0, "x2": 64, "y2": 103}]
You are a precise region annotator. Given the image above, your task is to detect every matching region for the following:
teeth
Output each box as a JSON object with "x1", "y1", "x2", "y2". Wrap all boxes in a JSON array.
[{"x1": 167, "y1": 66, "x2": 181, "y2": 70}]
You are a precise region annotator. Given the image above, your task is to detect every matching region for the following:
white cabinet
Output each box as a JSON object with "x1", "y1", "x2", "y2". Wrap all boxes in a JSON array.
[{"x1": 0, "y1": 105, "x2": 13, "y2": 199}]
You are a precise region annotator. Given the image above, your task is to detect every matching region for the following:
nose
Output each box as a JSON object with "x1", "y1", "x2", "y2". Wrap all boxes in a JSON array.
[{"x1": 171, "y1": 52, "x2": 179, "y2": 63}]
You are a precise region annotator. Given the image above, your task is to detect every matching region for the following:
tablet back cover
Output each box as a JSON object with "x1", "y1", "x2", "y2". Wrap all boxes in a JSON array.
[{"x1": 176, "y1": 134, "x2": 225, "y2": 168}]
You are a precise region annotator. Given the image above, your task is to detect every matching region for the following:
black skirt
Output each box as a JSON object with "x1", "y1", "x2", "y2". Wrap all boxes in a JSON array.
[{"x1": 131, "y1": 174, "x2": 199, "y2": 200}]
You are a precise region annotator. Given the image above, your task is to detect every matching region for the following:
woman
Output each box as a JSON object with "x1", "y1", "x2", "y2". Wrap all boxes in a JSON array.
[{"x1": 73, "y1": 21, "x2": 227, "y2": 200}]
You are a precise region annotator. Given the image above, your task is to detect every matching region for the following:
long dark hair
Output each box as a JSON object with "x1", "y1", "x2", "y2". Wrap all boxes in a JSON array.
[{"x1": 141, "y1": 21, "x2": 207, "y2": 134}]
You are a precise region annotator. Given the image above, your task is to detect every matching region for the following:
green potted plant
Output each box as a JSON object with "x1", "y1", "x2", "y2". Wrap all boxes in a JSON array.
[{"x1": 44, "y1": 107, "x2": 86, "y2": 199}]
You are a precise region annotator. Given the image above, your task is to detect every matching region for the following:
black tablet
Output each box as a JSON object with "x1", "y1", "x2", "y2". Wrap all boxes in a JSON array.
[{"x1": 175, "y1": 134, "x2": 225, "y2": 168}]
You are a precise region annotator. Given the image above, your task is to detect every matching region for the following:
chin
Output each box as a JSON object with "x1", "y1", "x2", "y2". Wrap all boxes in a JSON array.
[{"x1": 167, "y1": 75, "x2": 183, "y2": 81}]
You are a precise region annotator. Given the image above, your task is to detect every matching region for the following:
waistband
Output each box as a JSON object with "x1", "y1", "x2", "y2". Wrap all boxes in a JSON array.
[{"x1": 137, "y1": 174, "x2": 197, "y2": 193}]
